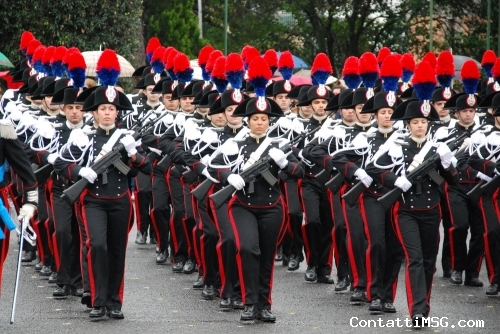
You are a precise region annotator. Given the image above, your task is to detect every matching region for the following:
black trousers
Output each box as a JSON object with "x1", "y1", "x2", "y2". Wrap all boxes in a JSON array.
[
  {"x1": 33, "y1": 183, "x2": 53, "y2": 268},
  {"x1": 74, "y1": 202, "x2": 90, "y2": 294},
  {"x1": 134, "y1": 172, "x2": 153, "y2": 237},
  {"x1": 392, "y1": 202, "x2": 440, "y2": 317},
  {"x1": 182, "y1": 177, "x2": 197, "y2": 263},
  {"x1": 480, "y1": 192, "x2": 500, "y2": 285},
  {"x1": 280, "y1": 179, "x2": 304, "y2": 259},
  {"x1": 340, "y1": 185, "x2": 367, "y2": 289},
  {"x1": 151, "y1": 167, "x2": 171, "y2": 251},
  {"x1": 229, "y1": 197, "x2": 285, "y2": 310},
  {"x1": 329, "y1": 187, "x2": 350, "y2": 279},
  {"x1": 359, "y1": 194, "x2": 402, "y2": 302},
  {"x1": 440, "y1": 187, "x2": 452, "y2": 274},
  {"x1": 445, "y1": 183, "x2": 484, "y2": 277},
  {"x1": 166, "y1": 166, "x2": 189, "y2": 264},
  {"x1": 80, "y1": 192, "x2": 132, "y2": 310},
  {"x1": 301, "y1": 177, "x2": 334, "y2": 277},
  {"x1": 198, "y1": 189, "x2": 219, "y2": 286},
  {"x1": 48, "y1": 180, "x2": 81, "y2": 288}
]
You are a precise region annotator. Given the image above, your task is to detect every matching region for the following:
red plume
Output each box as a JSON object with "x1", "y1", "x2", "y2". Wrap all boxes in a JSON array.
[
  {"x1": 63, "y1": 47, "x2": 80, "y2": 66},
  {"x1": 198, "y1": 45, "x2": 215, "y2": 66},
  {"x1": 380, "y1": 54, "x2": 402, "y2": 78},
  {"x1": 225, "y1": 53, "x2": 244, "y2": 72},
  {"x1": 311, "y1": 53, "x2": 333, "y2": 74},
  {"x1": 96, "y1": 49, "x2": 120, "y2": 71},
  {"x1": 32, "y1": 46, "x2": 46, "y2": 64},
  {"x1": 401, "y1": 53, "x2": 415, "y2": 71},
  {"x1": 244, "y1": 47, "x2": 260, "y2": 68},
  {"x1": 42, "y1": 46, "x2": 56, "y2": 64},
  {"x1": 278, "y1": 51, "x2": 294, "y2": 69},
  {"x1": 412, "y1": 61, "x2": 436, "y2": 85},
  {"x1": 67, "y1": 51, "x2": 87, "y2": 70},
  {"x1": 436, "y1": 50, "x2": 455, "y2": 77},
  {"x1": 482, "y1": 50, "x2": 497, "y2": 66},
  {"x1": 162, "y1": 47, "x2": 174, "y2": 66},
  {"x1": 211, "y1": 56, "x2": 227, "y2": 80},
  {"x1": 173, "y1": 53, "x2": 191, "y2": 73},
  {"x1": 26, "y1": 39, "x2": 42, "y2": 57},
  {"x1": 166, "y1": 48, "x2": 179, "y2": 70},
  {"x1": 422, "y1": 52, "x2": 437, "y2": 70},
  {"x1": 206, "y1": 50, "x2": 224, "y2": 74},
  {"x1": 51, "y1": 46, "x2": 67, "y2": 63},
  {"x1": 461, "y1": 60, "x2": 480, "y2": 80},
  {"x1": 241, "y1": 45, "x2": 253, "y2": 62},
  {"x1": 342, "y1": 56, "x2": 359, "y2": 76},
  {"x1": 247, "y1": 57, "x2": 272, "y2": 81},
  {"x1": 146, "y1": 37, "x2": 161, "y2": 55},
  {"x1": 359, "y1": 52, "x2": 378, "y2": 74},
  {"x1": 493, "y1": 58, "x2": 500, "y2": 79},
  {"x1": 20, "y1": 31, "x2": 35, "y2": 52},
  {"x1": 377, "y1": 47, "x2": 391, "y2": 65},
  {"x1": 392, "y1": 53, "x2": 402, "y2": 62},
  {"x1": 263, "y1": 49, "x2": 278, "y2": 69}
]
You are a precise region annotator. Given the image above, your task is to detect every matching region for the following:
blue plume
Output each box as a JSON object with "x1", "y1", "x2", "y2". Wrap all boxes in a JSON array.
[
  {"x1": 226, "y1": 70, "x2": 244, "y2": 90},
  {"x1": 413, "y1": 82, "x2": 435, "y2": 101},
  {"x1": 167, "y1": 69, "x2": 177, "y2": 81},
  {"x1": 212, "y1": 78, "x2": 228, "y2": 93},
  {"x1": 177, "y1": 69, "x2": 194, "y2": 84},
  {"x1": 97, "y1": 68, "x2": 120, "y2": 86},
  {"x1": 312, "y1": 70, "x2": 329, "y2": 85},
  {"x1": 437, "y1": 74, "x2": 453, "y2": 89},
  {"x1": 281, "y1": 67, "x2": 293, "y2": 81},
  {"x1": 52, "y1": 61, "x2": 65, "y2": 77},
  {"x1": 151, "y1": 60, "x2": 164, "y2": 74},
  {"x1": 402, "y1": 69, "x2": 413, "y2": 83},
  {"x1": 462, "y1": 78, "x2": 479, "y2": 95},
  {"x1": 360, "y1": 72, "x2": 378, "y2": 88},
  {"x1": 312, "y1": 77, "x2": 318, "y2": 86},
  {"x1": 249, "y1": 77, "x2": 268, "y2": 98},
  {"x1": 33, "y1": 60, "x2": 45, "y2": 74},
  {"x1": 201, "y1": 65, "x2": 210, "y2": 81},
  {"x1": 69, "y1": 68, "x2": 86, "y2": 89},
  {"x1": 343, "y1": 74, "x2": 361, "y2": 90},
  {"x1": 483, "y1": 64, "x2": 493, "y2": 78},
  {"x1": 43, "y1": 63, "x2": 53, "y2": 76},
  {"x1": 382, "y1": 76, "x2": 399, "y2": 92}
]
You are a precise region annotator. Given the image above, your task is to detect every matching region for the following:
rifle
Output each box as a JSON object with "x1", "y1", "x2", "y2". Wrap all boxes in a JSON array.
[
  {"x1": 479, "y1": 172, "x2": 500, "y2": 197},
  {"x1": 208, "y1": 127, "x2": 320, "y2": 208},
  {"x1": 377, "y1": 128, "x2": 476, "y2": 211}
]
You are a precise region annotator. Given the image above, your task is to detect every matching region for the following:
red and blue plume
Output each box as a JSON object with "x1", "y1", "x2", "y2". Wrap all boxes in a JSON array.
[
  {"x1": 311, "y1": 53, "x2": 332, "y2": 86},
  {"x1": 436, "y1": 50, "x2": 454, "y2": 88},
  {"x1": 422, "y1": 52, "x2": 436, "y2": 71},
  {"x1": 206, "y1": 50, "x2": 224, "y2": 77},
  {"x1": 342, "y1": 56, "x2": 361, "y2": 90},
  {"x1": 96, "y1": 49, "x2": 120, "y2": 86},
  {"x1": 380, "y1": 55, "x2": 402, "y2": 93},
  {"x1": 20, "y1": 31, "x2": 35, "y2": 56},
  {"x1": 412, "y1": 61, "x2": 436, "y2": 101},
  {"x1": 173, "y1": 53, "x2": 193, "y2": 84},
  {"x1": 42, "y1": 46, "x2": 56, "y2": 76},
  {"x1": 241, "y1": 45, "x2": 253, "y2": 65},
  {"x1": 198, "y1": 45, "x2": 215, "y2": 81},
  {"x1": 278, "y1": 51, "x2": 294, "y2": 81},
  {"x1": 166, "y1": 48, "x2": 179, "y2": 80},
  {"x1": 401, "y1": 53, "x2": 415, "y2": 83},
  {"x1": 264, "y1": 49, "x2": 278, "y2": 75},
  {"x1": 460, "y1": 60, "x2": 480, "y2": 96},
  {"x1": 225, "y1": 53, "x2": 244, "y2": 90},
  {"x1": 493, "y1": 58, "x2": 500, "y2": 83},
  {"x1": 393, "y1": 53, "x2": 402, "y2": 62},
  {"x1": 62, "y1": 47, "x2": 80, "y2": 73},
  {"x1": 50, "y1": 46, "x2": 67, "y2": 77},
  {"x1": 481, "y1": 50, "x2": 496, "y2": 78},
  {"x1": 151, "y1": 46, "x2": 166, "y2": 74},
  {"x1": 359, "y1": 52, "x2": 378, "y2": 88},
  {"x1": 243, "y1": 46, "x2": 260, "y2": 71},
  {"x1": 67, "y1": 51, "x2": 87, "y2": 89},
  {"x1": 247, "y1": 57, "x2": 272, "y2": 98},
  {"x1": 26, "y1": 39, "x2": 42, "y2": 63},
  {"x1": 211, "y1": 56, "x2": 228, "y2": 93},
  {"x1": 146, "y1": 37, "x2": 161, "y2": 64},
  {"x1": 377, "y1": 47, "x2": 391, "y2": 68},
  {"x1": 32, "y1": 45, "x2": 46, "y2": 74}
]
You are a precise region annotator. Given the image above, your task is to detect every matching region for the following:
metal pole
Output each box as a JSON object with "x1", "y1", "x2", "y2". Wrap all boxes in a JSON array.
[
  {"x1": 198, "y1": 0, "x2": 203, "y2": 38},
  {"x1": 224, "y1": 0, "x2": 228, "y2": 55},
  {"x1": 487, "y1": 0, "x2": 491, "y2": 49},
  {"x1": 429, "y1": 0, "x2": 433, "y2": 52}
]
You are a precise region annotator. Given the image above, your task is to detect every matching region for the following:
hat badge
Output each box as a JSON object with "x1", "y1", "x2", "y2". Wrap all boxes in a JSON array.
[
  {"x1": 366, "y1": 88, "x2": 375, "y2": 99},
  {"x1": 316, "y1": 85, "x2": 327, "y2": 97},
  {"x1": 494, "y1": 82, "x2": 500, "y2": 92},
  {"x1": 442, "y1": 87, "x2": 452, "y2": 100},
  {"x1": 386, "y1": 91, "x2": 396, "y2": 107},
  {"x1": 154, "y1": 73, "x2": 161, "y2": 84},
  {"x1": 231, "y1": 89, "x2": 242, "y2": 103},
  {"x1": 401, "y1": 82, "x2": 409, "y2": 92},
  {"x1": 171, "y1": 82, "x2": 178, "y2": 91},
  {"x1": 466, "y1": 94, "x2": 476, "y2": 107},
  {"x1": 29, "y1": 68, "x2": 36, "y2": 76},
  {"x1": 284, "y1": 81, "x2": 292, "y2": 92},
  {"x1": 420, "y1": 101, "x2": 431, "y2": 117},
  {"x1": 105, "y1": 86, "x2": 117, "y2": 102},
  {"x1": 67, "y1": 79, "x2": 74, "y2": 87},
  {"x1": 256, "y1": 97, "x2": 267, "y2": 111}
]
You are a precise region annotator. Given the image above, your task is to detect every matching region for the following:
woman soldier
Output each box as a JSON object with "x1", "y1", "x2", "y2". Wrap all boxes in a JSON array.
[
  {"x1": 366, "y1": 61, "x2": 458, "y2": 327},
  {"x1": 54, "y1": 50, "x2": 152, "y2": 319},
  {"x1": 208, "y1": 56, "x2": 304, "y2": 322}
]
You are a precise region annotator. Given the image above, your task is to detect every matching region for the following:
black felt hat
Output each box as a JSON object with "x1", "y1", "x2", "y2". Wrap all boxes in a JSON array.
[
  {"x1": 233, "y1": 96, "x2": 284, "y2": 118},
  {"x1": 209, "y1": 89, "x2": 249, "y2": 115},
  {"x1": 82, "y1": 86, "x2": 133, "y2": 111},
  {"x1": 360, "y1": 91, "x2": 402, "y2": 114}
]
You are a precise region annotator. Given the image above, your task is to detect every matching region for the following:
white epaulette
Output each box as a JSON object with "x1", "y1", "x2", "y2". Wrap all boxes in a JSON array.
[{"x1": 0, "y1": 120, "x2": 17, "y2": 139}]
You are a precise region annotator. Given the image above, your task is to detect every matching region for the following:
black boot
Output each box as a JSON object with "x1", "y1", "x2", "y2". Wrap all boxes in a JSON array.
[
  {"x1": 240, "y1": 305, "x2": 256, "y2": 322},
  {"x1": 21, "y1": 250, "x2": 36, "y2": 263}
]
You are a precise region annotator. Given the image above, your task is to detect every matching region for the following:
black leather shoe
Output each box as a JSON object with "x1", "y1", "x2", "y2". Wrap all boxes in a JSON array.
[
  {"x1": 81, "y1": 292, "x2": 92, "y2": 308},
  {"x1": 21, "y1": 250, "x2": 36, "y2": 263},
  {"x1": 287, "y1": 255, "x2": 300, "y2": 271},
  {"x1": 369, "y1": 298, "x2": 382, "y2": 313},
  {"x1": 149, "y1": 236, "x2": 157, "y2": 245},
  {"x1": 464, "y1": 276, "x2": 483, "y2": 287},
  {"x1": 256, "y1": 309, "x2": 276, "y2": 322},
  {"x1": 282, "y1": 255, "x2": 289, "y2": 266},
  {"x1": 72, "y1": 287, "x2": 84, "y2": 297},
  {"x1": 486, "y1": 284, "x2": 499, "y2": 296},
  {"x1": 317, "y1": 275, "x2": 334, "y2": 284},
  {"x1": 155, "y1": 250, "x2": 168, "y2": 264},
  {"x1": 350, "y1": 288, "x2": 367, "y2": 305},
  {"x1": 304, "y1": 266, "x2": 317, "y2": 282},
  {"x1": 201, "y1": 285, "x2": 215, "y2": 300},
  {"x1": 449, "y1": 270, "x2": 463, "y2": 285},
  {"x1": 193, "y1": 275, "x2": 204, "y2": 289},
  {"x1": 135, "y1": 231, "x2": 146, "y2": 245},
  {"x1": 48, "y1": 272, "x2": 58, "y2": 284},
  {"x1": 107, "y1": 310, "x2": 124, "y2": 319},
  {"x1": 232, "y1": 300, "x2": 244, "y2": 310},
  {"x1": 412, "y1": 314, "x2": 426, "y2": 329},
  {"x1": 35, "y1": 261, "x2": 43, "y2": 271},
  {"x1": 39, "y1": 265, "x2": 52, "y2": 276},
  {"x1": 219, "y1": 298, "x2": 231, "y2": 310},
  {"x1": 53, "y1": 285, "x2": 70, "y2": 298},
  {"x1": 443, "y1": 269, "x2": 452, "y2": 278},
  {"x1": 335, "y1": 276, "x2": 350, "y2": 292},
  {"x1": 183, "y1": 259, "x2": 196, "y2": 274},
  {"x1": 275, "y1": 246, "x2": 283, "y2": 262},
  {"x1": 240, "y1": 305, "x2": 256, "y2": 322},
  {"x1": 89, "y1": 307, "x2": 106, "y2": 318},
  {"x1": 382, "y1": 302, "x2": 396, "y2": 313},
  {"x1": 172, "y1": 262, "x2": 184, "y2": 273}
]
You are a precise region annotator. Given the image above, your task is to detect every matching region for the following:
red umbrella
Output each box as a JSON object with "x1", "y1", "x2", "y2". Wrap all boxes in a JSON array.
[
  {"x1": 272, "y1": 75, "x2": 311, "y2": 85},
  {"x1": 0, "y1": 71, "x2": 23, "y2": 89}
]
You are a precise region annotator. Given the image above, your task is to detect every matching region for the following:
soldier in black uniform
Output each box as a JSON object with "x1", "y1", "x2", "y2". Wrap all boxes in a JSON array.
[
  {"x1": 208, "y1": 95, "x2": 304, "y2": 322},
  {"x1": 54, "y1": 85, "x2": 152, "y2": 319}
]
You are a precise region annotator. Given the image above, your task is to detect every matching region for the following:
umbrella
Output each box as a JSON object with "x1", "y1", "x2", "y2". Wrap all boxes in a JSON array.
[
  {"x1": 82, "y1": 51, "x2": 135, "y2": 77},
  {"x1": 272, "y1": 75, "x2": 312, "y2": 86},
  {"x1": 293, "y1": 68, "x2": 337, "y2": 84},
  {"x1": 0, "y1": 52, "x2": 14, "y2": 68},
  {"x1": 276, "y1": 52, "x2": 309, "y2": 69},
  {"x1": 453, "y1": 55, "x2": 481, "y2": 79}
]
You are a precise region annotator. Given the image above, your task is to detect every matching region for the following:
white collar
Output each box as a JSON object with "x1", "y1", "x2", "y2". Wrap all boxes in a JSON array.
[
  {"x1": 99, "y1": 124, "x2": 116, "y2": 131},
  {"x1": 411, "y1": 136, "x2": 426, "y2": 144},
  {"x1": 66, "y1": 120, "x2": 83, "y2": 130}
]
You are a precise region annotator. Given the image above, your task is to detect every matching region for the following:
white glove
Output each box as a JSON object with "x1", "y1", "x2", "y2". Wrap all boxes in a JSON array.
[
  {"x1": 78, "y1": 167, "x2": 98, "y2": 183},
  {"x1": 476, "y1": 172, "x2": 492, "y2": 182},
  {"x1": 18, "y1": 203, "x2": 37, "y2": 221},
  {"x1": 354, "y1": 168, "x2": 373, "y2": 187},
  {"x1": 269, "y1": 148, "x2": 288, "y2": 169},
  {"x1": 47, "y1": 153, "x2": 58, "y2": 164},
  {"x1": 394, "y1": 176, "x2": 412, "y2": 192},
  {"x1": 227, "y1": 174, "x2": 245, "y2": 190},
  {"x1": 437, "y1": 143, "x2": 453, "y2": 169},
  {"x1": 120, "y1": 135, "x2": 138, "y2": 157},
  {"x1": 200, "y1": 154, "x2": 211, "y2": 166},
  {"x1": 450, "y1": 156, "x2": 458, "y2": 167}
]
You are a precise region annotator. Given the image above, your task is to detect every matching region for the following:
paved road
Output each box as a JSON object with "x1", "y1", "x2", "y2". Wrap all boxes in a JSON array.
[{"x1": 0, "y1": 224, "x2": 498, "y2": 334}]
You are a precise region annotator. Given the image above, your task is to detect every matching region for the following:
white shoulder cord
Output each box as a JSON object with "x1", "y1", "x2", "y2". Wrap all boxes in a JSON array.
[{"x1": 29, "y1": 132, "x2": 60, "y2": 153}]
